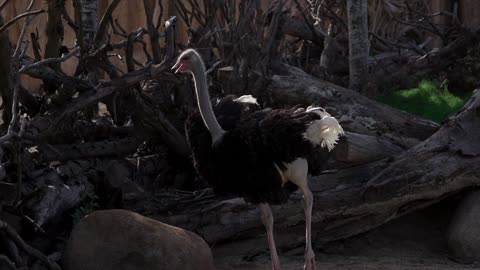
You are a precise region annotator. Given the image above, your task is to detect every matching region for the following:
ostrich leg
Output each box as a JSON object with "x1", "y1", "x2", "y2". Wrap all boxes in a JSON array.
[
  {"x1": 259, "y1": 203, "x2": 281, "y2": 270},
  {"x1": 300, "y1": 186, "x2": 316, "y2": 270},
  {"x1": 287, "y1": 158, "x2": 317, "y2": 270}
]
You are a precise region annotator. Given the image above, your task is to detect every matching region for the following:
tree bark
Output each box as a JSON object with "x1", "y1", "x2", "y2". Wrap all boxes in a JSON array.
[
  {"x1": 262, "y1": 64, "x2": 439, "y2": 149},
  {"x1": 44, "y1": 0, "x2": 65, "y2": 94},
  {"x1": 38, "y1": 137, "x2": 142, "y2": 162},
  {"x1": 44, "y1": 0, "x2": 65, "y2": 62},
  {"x1": 79, "y1": 0, "x2": 98, "y2": 49},
  {"x1": 346, "y1": 0, "x2": 369, "y2": 92},
  {"x1": 143, "y1": 0, "x2": 162, "y2": 63},
  {"x1": 0, "y1": 14, "x2": 13, "y2": 126},
  {"x1": 95, "y1": 0, "x2": 121, "y2": 46},
  {"x1": 151, "y1": 89, "x2": 480, "y2": 245},
  {"x1": 133, "y1": 90, "x2": 190, "y2": 159}
]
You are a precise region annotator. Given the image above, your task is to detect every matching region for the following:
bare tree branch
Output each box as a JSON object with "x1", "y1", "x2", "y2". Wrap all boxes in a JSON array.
[
  {"x1": 0, "y1": 8, "x2": 45, "y2": 34},
  {"x1": 0, "y1": 0, "x2": 10, "y2": 12},
  {"x1": 19, "y1": 46, "x2": 80, "y2": 73},
  {"x1": 13, "y1": 0, "x2": 37, "y2": 58},
  {"x1": 0, "y1": 254, "x2": 18, "y2": 270},
  {"x1": 143, "y1": 0, "x2": 162, "y2": 63},
  {"x1": 0, "y1": 220, "x2": 61, "y2": 270},
  {"x1": 95, "y1": 0, "x2": 122, "y2": 45}
]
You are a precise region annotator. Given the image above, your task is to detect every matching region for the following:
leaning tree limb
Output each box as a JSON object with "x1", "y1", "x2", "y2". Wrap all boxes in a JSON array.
[{"x1": 152, "y1": 89, "x2": 480, "y2": 245}]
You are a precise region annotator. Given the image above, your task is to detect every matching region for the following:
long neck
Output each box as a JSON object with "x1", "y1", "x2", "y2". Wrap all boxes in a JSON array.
[{"x1": 191, "y1": 64, "x2": 225, "y2": 144}]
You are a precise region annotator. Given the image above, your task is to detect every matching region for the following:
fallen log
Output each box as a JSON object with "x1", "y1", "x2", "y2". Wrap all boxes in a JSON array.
[
  {"x1": 152, "y1": 89, "x2": 480, "y2": 245},
  {"x1": 333, "y1": 131, "x2": 404, "y2": 166},
  {"x1": 261, "y1": 64, "x2": 439, "y2": 149}
]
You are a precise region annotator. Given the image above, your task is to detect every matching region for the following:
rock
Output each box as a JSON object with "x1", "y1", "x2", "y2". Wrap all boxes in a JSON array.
[
  {"x1": 63, "y1": 209, "x2": 215, "y2": 270},
  {"x1": 447, "y1": 191, "x2": 480, "y2": 263}
]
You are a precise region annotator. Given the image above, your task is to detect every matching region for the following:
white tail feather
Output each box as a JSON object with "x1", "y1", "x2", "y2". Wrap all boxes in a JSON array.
[
  {"x1": 234, "y1": 95, "x2": 258, "y2": 105},
  {"x1": 303, "y1": 107, "x2": 344, "y2": 151}
]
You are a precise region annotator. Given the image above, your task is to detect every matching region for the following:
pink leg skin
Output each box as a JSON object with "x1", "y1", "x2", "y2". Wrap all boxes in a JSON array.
[
  {"x1": 302, "y1": 188, "x2": 316, "y2": 270},
  {"x1": 259, "y1": 203, "x2": 281, "y2": 270}
]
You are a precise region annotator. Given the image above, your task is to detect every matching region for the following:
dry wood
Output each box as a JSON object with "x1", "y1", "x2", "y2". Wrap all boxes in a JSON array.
[
  {"x1": 25, "y1": 160, "x2": 96, "y2": 227},
  {"x1": 95, "y1": 0, "x2": 121, "y2": 45},
  {"x1": 154, "y1": 89, "x2": 480, "y2": 245},
  {"x1": 262, "y1": 64, "x2": 439, "y2": 149},
  {"x1": 133, "y1": 90, "x2": 189, "y2": 158},
  {"x1": 143, "y1": 0, "x2": 162, "y2": 63},
  {"x1": 21, "y1": 57, "x2": 92, "y2": 91},
  {"x1": 0, "y1": 220, "x2": 61, "y2": 270},
  {"x1": 44, "y1": 0, "x2": 64, "y2": 62},
  {"x1": 373, "y1": 29, "x2": 480, "y2": 92},
  {"x1": 0, "y1": 8, "x2": 45, "y2": 34},
  {"x1": 0, "y1": 254, "x2": 17, "y2": 270},
  {"x1": 346, "y1": 0, "x2": 369, "y2": 91},
  {"x1": 38, "y1": 137, "x2": 142, "y2": 162},
  {"x1": 0, "y1": 14, "x2": 13, "y2": 125},
  {"x1": 333, "y1": 131, "x2": 404, "y2": 166}
]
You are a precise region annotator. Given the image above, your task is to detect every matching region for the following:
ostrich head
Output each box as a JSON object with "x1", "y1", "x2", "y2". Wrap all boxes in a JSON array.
[
  {"x1": 172, "y1": 48, "x2": 226, "y2": 146},
  {"x1": 172, "y1": 49, "x2": 204, "y2": 74}
]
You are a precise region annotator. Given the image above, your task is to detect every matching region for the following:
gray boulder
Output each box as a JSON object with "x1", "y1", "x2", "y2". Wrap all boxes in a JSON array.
[{"x1": 447, "y1": 191, "x2": 480, "y2": 263}]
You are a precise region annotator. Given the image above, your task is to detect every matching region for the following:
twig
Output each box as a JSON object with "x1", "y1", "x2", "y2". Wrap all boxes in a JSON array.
[
  {"x1": 0, "y1": 0, "x2": 10, "y2": 12},
  {"x1": 205, "y1": 60, "x2": 222, "y2": 75},
  {"x1": 263, "y1": 0, "x2": 284, "y2": 64},
  {"x1": 30, "y1": 31, "x2": 42, "y2": 61},
  {"x1": 19, "y1": 46, "x2": 80, "y2": 72},
  {"x1": 0, "y1": 8, "x2": 44, "y2": 34},
  {"x1": 21, "y1": 214, "x2": 46, "y2": 234},
  {"x1": 143, "y1": 0, "x2": 162, "y2": 63},
  {"x1": 0, "y1": 220, "x2": 61, "y2": 270},
  {"x1": 405, "y1": 1, "x2": 444, "y2": 38},
  {"x1": 95, "y1": 0, "x2": 122, "y2": 45},
  {"x1": 155, "y1": 0, "x2": 164, "y2": 31},
  {"x1": 61, "y1": 5, "x2": 80, "y2": 33},
  {"x1": 369, "y1": 31, "x2": 424, "y2": 55},
  {"x1": 13, "y1": 0, "x2": 37, "y2": 58}
]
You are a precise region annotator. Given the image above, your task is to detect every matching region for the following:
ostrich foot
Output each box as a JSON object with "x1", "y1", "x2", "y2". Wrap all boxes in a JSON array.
[
  {"x1": 304, "y1": 248, "x2": 316, "y2": 270},
  {"x1": 201, "y1": 198, "x2": 245, "y2": 212}
]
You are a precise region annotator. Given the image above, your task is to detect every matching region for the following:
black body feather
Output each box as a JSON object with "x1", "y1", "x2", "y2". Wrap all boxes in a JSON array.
[{"x1": 185, "y1": 96, "x2": 330, "y2": 204}]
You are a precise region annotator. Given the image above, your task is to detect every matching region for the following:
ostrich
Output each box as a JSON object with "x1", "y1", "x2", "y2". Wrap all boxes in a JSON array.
[{"x1": 172, "y1": 49, "x2": 344, "y2": 270}]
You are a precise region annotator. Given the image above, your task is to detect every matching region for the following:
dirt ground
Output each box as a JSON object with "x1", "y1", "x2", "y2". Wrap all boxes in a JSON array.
[{"x1": 212, "y1": 201, "x2": 479, "y2": 270}]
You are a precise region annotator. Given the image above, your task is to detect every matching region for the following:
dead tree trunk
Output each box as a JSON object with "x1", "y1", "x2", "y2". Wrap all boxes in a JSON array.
[
  {"x1": 44, "y1": 0, "x2": 65, "y2": 64},
  {"x1": 153, "y1": 89, "x2": 480, "y2": 245},
  {"x1": 44, "y1": 0, "x2": 65, "y2": 94},
  {"x1": 346, "y1": 0, "x2": 369, "y2": 92},
  {"x1": 0, "y1": 15, "x2": 13, "y2": 126},
  {"x1": 79, "y1": 0, "x2": 98, "y2": 49}
]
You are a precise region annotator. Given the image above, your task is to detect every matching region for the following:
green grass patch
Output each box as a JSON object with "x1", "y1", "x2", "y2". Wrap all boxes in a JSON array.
[{"x1": 379, "y1": 80, "x2": 469, "y2": 123}]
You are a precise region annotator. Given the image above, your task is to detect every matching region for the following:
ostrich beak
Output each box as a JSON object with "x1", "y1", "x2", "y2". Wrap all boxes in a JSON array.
[{"x1": 171, "y1": 60, "x2": 183, "y2": 74}]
